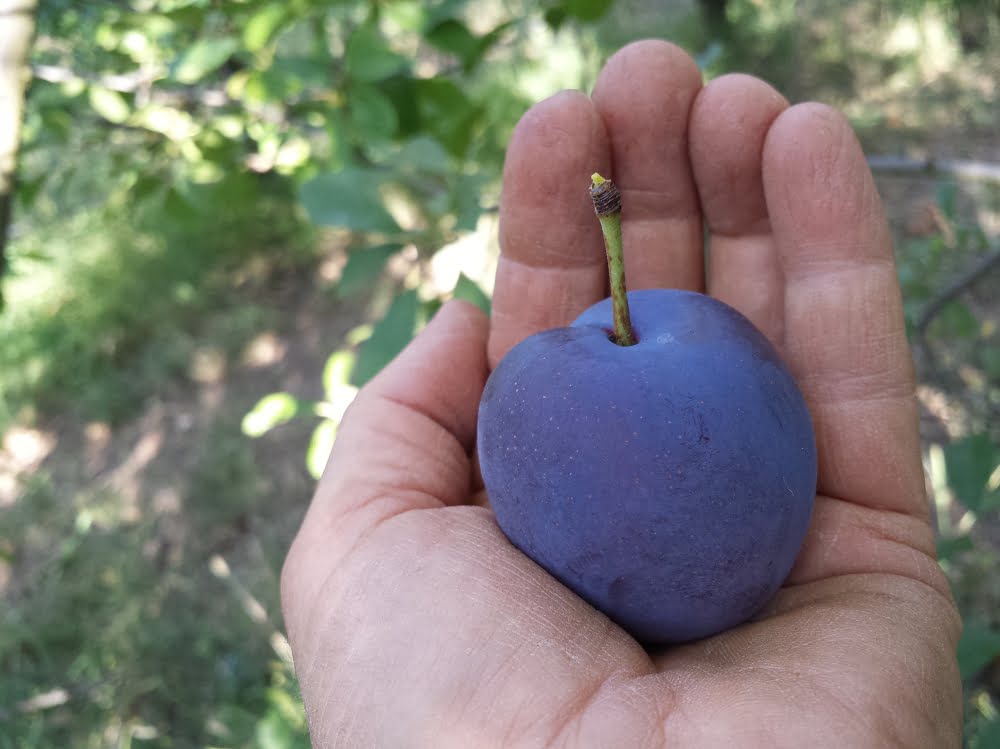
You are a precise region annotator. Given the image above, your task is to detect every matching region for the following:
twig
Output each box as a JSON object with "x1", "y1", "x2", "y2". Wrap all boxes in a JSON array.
[
  {"x1": 916, "y1": 247, "x2": 1000, "y2": 336},
  {"x1": 913, "y1": 244, "x2": 1000, "y2": 405},
  {"x1": 31, "y1": 63, "x2": 157, "y2": 93},
  {"x1": 868, "y1": 155, "x2": 1000, "y2": 184},
  {"x1": 31, "y1": 63, "x2": 231, "y2": 110}
]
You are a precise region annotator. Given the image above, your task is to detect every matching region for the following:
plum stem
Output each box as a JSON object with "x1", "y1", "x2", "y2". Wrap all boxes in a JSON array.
[{"x1": 590, "y1": 173, "x2": 636, "y2": 346}]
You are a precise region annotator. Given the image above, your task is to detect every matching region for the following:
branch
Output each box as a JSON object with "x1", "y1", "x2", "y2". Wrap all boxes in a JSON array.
[
  {"x1": 912, "y1": 247, "x2": 1000, "y2": 425},
  {"x1": 916, "y1": 247, "x2": 1000, "y2": 336},
  {"x1": 31, "y1": 63, "x2": 233, "y2": 110},
  {"x1": 868, "y1": 154, "x2": 1000, "y2": 184},
  {"x1": 31, "y1": 62, "x2": 157, "y2": 93}
]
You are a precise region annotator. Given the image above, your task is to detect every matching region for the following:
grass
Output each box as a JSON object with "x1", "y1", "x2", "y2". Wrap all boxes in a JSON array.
[
  {"x1": 0, "y1": 407, "x2": 310, "y2": 748},
  {"x1": 1, "y1": 143, "x2": 318, "y2": 746},
  {"x1": 0, "y1": 170, "x2": 312, "y2": 430},
  {"x1": 1, "y1": 0, "x2": 999, "y2": 745}
]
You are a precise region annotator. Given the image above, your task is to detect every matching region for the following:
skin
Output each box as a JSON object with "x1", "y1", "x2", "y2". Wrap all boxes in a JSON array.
[{"x1": 281, "y1": 41, "x2": 962, "y2": 748}]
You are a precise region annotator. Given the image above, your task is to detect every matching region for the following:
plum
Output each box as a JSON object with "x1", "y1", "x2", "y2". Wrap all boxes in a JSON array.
[{"x1": 477, "y1": 288, "x2": 817, "y2": 644}]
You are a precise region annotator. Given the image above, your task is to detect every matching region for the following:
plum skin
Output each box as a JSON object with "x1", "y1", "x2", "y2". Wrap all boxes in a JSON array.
[{"x1": 477, "y1": 289, "x2": 817, "y2": 644}]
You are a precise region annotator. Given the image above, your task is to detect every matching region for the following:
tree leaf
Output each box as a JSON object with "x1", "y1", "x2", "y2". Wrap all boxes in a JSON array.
[
  {"x1": 244, "y1": 2, "x2": 289, "y2": 52},
  {"x1": 450, "y1": 173, "x2": 488, "y2": 231},
  {"x1": 242, "y1": 393, "x2": 301, "y2": 437},
  {"x1": 453, "y1": 273, "x2": 490, "y2": 314},
  {"x1": 396, "y1": 136, "x2": 452, "y2": 175},
  {"x1": 957, "y1": 623, "x2": 1000, "y2": 679},
  {"x1": 337, "y1": 244, "x2": 402, "y2": 298},
  {"x1": 414, "y1": 77, "x2": 481, "y2": 157},
  {"x1": 562, "y1": 0, "x2": 615, "y2": 21},
  {"x1": 935, "y1": 534, "x2": 973, "y2": 562},
  {"x1": 424, "y1": 18, "x2": 511, "y2": 72},
  {"x1": 425, "y1": 19, "x2": 481, "y2": 67},
  {"x1": 980, "y1": 346, "x2": 1000, "y2": 381},
  {"x1": 322, "y1": 350, "x2": 356, "y2": 402},
  {"x1": 351, "y1": 289, "x2": 420, "y2": 386},
  {"x1": 971, "y1": 717, "x2": 1000, "y2": 749},
  {"x1": 348, "y1": 84, "x2": 399, "y2": 141},
  {"x1": 299, "y1": 169, "x2": 400, "y2": 233},
  {"x1": 945, "y1": 433, "x2": 999, "y2": 512},
  {"x1": 345, "y1": 25, "x2": 407, "y2": 82},
  {"x1": 935, "y1": 301, "x2": 979, "y2": 339},
  {"x1": 544, "y1": 7, "x2": 568, "y2": 28},
  {"x1": 175, "y1": 37, "x2": 240, "y2": 84},
  {"x1": 307, "y1": 420, "x2": 338, "y2": 479},
  {"x1": 935, "y1": 180, "x2": 957, "y2": 220},
  {"x1": 88, "y1": 86, "x2": 130, "y2": 124}
]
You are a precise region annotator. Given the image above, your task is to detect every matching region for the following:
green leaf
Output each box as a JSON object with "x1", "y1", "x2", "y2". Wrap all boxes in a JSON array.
[
  {"x1": 299, "y1": 169, "x2": 400, "y2": 233},
  {"x1": 935, "y1": 301, "x2": 979, "y2": 339},
  {"x1": 422, "y1": 0, "x2": 472, "y2": 28},
  {"x1": 244, "y1": 3, "x2": 290, "y2": 52},
  {"x1": 397, "y1": 136, "x2": 452, "y2": 174},
  {"x1": 345, "y1": 26, "x2": 407, "y2": 82},
  {"x1": 957, "y1": 623, "x2": 1000, "y2": 679},
  {"x1": 175, "y1": 37, "x2": 240, "y2": 84},
  {"x1": 414, "y1": 78, "x2": 481, "y2": 156},
  {"x1": 351, "y1": 290, "x2": 420, "y2": 386},
  {"x1": 453, "y1": 273, "x2": 490, "y2": 314},
  {"x1": 944, "y1": 433, "x2": 999, "y2": 512},
  {"x1": 15, "y1": 175, "x2": 46, "y2": 210},
  {"x1": 380, "y1": 76, "x2": 422, "y2": 136},
  {"x1": 935, "y1": 534, "x2": 973, "y2": 562},
  {"x1": 242, "y1": 393, "x2": 301, "y2": 437},
  {"x1": 971, "y1": 718, "x2": 1000, "y2": 749},
  {"x1": 425, "y1": 19, "x2": 481, "y2": 67},
  {"x1": 935, "y1": 181, "x2": 957, "y2": 219},
  {"x1": 544, "y1": 7, "x2": 568, "y2": 28},
  {"x1": 338, "y1": 244, "x2": 401, "y2": 298},
  {"x1": 384, "y1": 1, "x2": 427, "y2": 32},
  {"x1": 980, "y1": 346, "x2": 1000, "y2": 381},
  {"x1": 348, "y1": 84, "x2": 399, "y2": 141},
  {"x1": 562, "y1": 0, "x2": 615, "y2": 21},
  {"x1": 424, "y1": 18, "x2": 510, "y2": 72},
  {"x1": 256, "y1": 706, "x2": 296, "y2": 749},
  {"x1": 307, "y1": 420, "x2": 338, "y2": 479},
  {"x1": 88, "y1": 87, "x2": 130, "y2": 124},
  {"x1": 451, "y1": 173, "x2": 488, "y2": 231},
  {"x1": 322, "y1": 350, "x2": 357, "y2": 401}
]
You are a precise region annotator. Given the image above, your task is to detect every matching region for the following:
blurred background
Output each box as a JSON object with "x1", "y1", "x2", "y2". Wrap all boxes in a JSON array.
[{"x1": 0, "y1": 0, "x2": 998, "y2": 746}]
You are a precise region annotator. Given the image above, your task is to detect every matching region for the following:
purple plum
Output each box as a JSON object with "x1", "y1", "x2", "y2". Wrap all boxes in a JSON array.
[{"x1": 477, "y1": 289, "x2": 817, "y2": 644}]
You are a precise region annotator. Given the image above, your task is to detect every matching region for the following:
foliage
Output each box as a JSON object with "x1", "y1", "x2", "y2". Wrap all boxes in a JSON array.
[
  {"x1": 1, "y1": 1, "x2": 613, "y2": 745},
  {"x1": 0, "y1": 413, "x2": 306, "y2": 748},
  {"x1": 2, "y1": 0, "x2": 999, "y2": 745},
  {"x1": 896, "y1": 179, "x2": 1000, "y2": 746}
]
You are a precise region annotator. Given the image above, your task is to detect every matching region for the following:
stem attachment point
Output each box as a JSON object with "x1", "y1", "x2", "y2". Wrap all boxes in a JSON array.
[{"x1": 589, "y1": 174, "x2": 635, "y2": 347}]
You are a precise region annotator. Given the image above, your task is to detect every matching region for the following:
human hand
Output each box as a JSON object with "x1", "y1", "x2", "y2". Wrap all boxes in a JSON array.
[{"x1": 281, "y1": 41, "x2": 961, "y2": 748}]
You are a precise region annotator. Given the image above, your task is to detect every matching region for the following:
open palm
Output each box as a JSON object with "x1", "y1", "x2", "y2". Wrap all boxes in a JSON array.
[{"x1": 282, "y1": 42, "x2": 961, "y2": 748}]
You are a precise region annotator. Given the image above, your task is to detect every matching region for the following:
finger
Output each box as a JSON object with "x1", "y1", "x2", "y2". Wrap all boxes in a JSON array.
[
  {"x1": 762, "y1": 104, "x2": 925, "y2": 517},
  {"x1": 591, "y1": 40, "x2": 704, "y2": 291},
  {"x1": 689, "y1": 74, "x2": 788, "y2": 344},
  {"x1": 292, "y1": 300, "x2": 489, "y2": 567},
  {"x1": 654, "y1": 574, "x2": 961, "y2": 747},
  {"x1": 489, "y1": 91, "x2": 612, "y2": 368}
]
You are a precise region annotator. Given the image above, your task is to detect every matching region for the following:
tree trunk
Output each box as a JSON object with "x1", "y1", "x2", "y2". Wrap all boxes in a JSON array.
[{"x1": 0, "y1": 0, "x2": 38, "y2": 302}]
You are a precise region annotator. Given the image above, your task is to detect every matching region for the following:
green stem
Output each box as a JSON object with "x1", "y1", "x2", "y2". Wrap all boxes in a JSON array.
[{"x1": 590, "y1": 173, "x2": 635, "y2": 346}]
